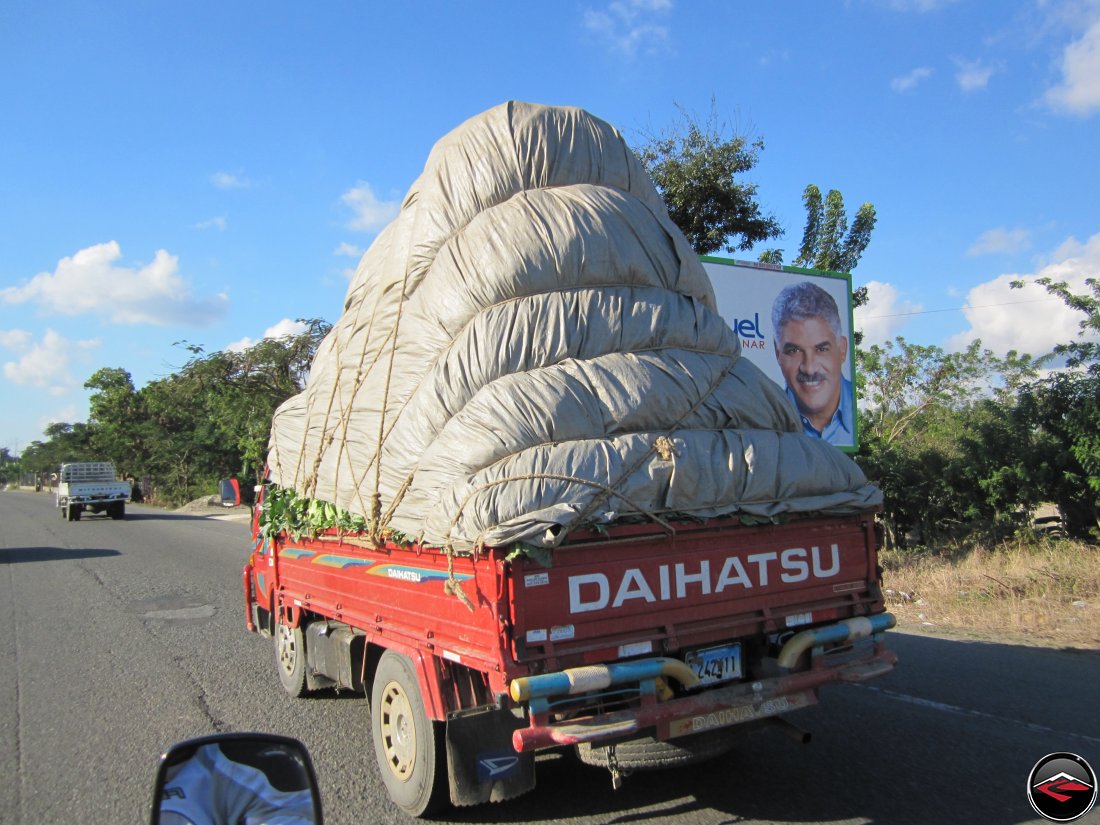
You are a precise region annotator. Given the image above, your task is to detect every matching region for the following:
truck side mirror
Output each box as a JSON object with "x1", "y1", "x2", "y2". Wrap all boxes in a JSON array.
[
  {"x1": 151, "y1": 733, "x2": 323, "y2": 824},
  {"x1": 218, "y1": 478, "x2": 241, "y2": 507}
]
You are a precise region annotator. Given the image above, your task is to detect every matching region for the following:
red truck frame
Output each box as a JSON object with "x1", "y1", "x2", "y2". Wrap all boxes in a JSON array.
[{"x1": 244, "y1": 499, "x2": 896, "y2": 816}]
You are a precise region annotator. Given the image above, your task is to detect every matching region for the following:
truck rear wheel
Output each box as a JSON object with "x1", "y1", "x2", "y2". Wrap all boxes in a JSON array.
[
  {"x1": 109, "y1": 501, "x2": 125, "y2": 520},
  {"x1": 65, "y1": 503, "x2": 82, "y2": 522},
  {"x1": 274, "y1": 617, "x2": 309, "y2": 697},
  {"x1": 370, "y1": 650, "x2": 448, "y2": 817}
]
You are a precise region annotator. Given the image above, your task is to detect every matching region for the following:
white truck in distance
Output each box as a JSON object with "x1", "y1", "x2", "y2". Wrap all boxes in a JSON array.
[{"x1": 56, "y1": 462, "x2": 131, "y2": 521}]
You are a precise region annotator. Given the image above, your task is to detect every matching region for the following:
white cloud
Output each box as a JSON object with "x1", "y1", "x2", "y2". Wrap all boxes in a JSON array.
[
  {"x1": 1, "y1": 241, "x2": 228, "y2": 327},
  {"x1": 2, "y1": 329, "x2": 100, "y2": 395},
  {"x1": 196, "y1": 215, "x2": 228, "y2": 231},
  {"x1": 583, "y1": 0, "x2": 673, "y2": 57},
  {"x1": 334, "y1": 242, "x2": 363, "y2": 257},
  {"x1": 224, "y1": 318, "x2": 310, "y2": 353},
  {"x1": 341, "y1": 182, "x2": 401, "y2": 232},
  {"x1": 1045, "y1": 18, "x2": 1100, "y2": 115},
  {"x1": 967, "y1": 227, "x2": 1032, "y2": 256},
  {"x1": 955, "y1": 58, "x2": 998, "y2": 91},
  {"x1": 211, "y1": 171, "x2": 252, "y2": 189},
  {"x1": 891, "y1": 66, "x2": 933, "y2": 92},
  {"x1": 0, "y1": 329, "x2": 32, "y2": 350},
  {"x1": 224, "y1": 337, "x2": 254, "y2": 354},
  {"x1": 1046, "y1": 235, "x2": 1087, "y2": 262},
  {"x1": 263, "y1": 318, "x2": 310, "y2": 339},
  {"x1": 947, "y1": 232, "x2": 1100, "y2": 356},
  {"x1": 854, "y1": 281, "x2": 924, "y2": 346}
]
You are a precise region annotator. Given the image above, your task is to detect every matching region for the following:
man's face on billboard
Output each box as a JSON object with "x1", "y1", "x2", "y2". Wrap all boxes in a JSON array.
[{"x1": 775, "y1": 317, "x2": 848, "y2": 429}]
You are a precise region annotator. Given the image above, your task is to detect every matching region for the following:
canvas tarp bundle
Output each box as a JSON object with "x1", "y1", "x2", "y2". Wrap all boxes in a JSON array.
[{"x1": 267, "y1": 101, "x2": 881, "y2": 551}]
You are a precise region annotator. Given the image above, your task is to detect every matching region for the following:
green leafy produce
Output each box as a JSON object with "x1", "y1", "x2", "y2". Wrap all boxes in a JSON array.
[{"x1": 258, "y1": 484, "x2": 369, "y2": 542}]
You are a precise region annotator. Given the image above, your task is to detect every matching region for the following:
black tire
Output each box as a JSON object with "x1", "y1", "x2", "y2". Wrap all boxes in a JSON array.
[
  {"x1": 575, "y1": 727, "x2": 741, "y2": 771},
  {"x1": 274, "y1": 616, "x2": 309, "y2": 697},
  {"x1": 370, "y1": 650, "x2": 448, "y2": 817},
  {"x1": 109, "y1": 501, "x2": 125, "y2": 520},
  {"x1": 66, "y1": 503, "x2": 82, "y2": 522}
]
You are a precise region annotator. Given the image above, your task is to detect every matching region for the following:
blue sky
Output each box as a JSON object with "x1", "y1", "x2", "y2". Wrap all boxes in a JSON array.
[{"x1": 2, "y1": 0, "x2": 1099, "y2": 455}]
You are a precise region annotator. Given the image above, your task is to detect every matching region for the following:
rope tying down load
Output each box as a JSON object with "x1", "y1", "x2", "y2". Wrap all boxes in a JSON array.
[{"x1": 266, "y1": 101, "x2": 881, "y2": 555}]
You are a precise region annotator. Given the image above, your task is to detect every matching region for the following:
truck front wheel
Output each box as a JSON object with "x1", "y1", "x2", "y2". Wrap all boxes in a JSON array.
[
  {"x1": 274, "y1": 616, "x2": 308, "y2": 697},
  {"x1": 370, "y1": 650, "x2": 448, "y2": 817}
]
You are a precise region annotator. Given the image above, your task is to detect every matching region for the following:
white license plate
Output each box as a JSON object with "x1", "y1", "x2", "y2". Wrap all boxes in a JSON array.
[{"x1": 684, "y1": 643, "x2": 742, "y2": 686}]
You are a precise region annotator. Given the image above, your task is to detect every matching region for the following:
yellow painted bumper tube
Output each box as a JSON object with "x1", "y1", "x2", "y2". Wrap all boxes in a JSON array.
[{"x1": 777, "y1": 613, "x2": 896, "y2": 669}]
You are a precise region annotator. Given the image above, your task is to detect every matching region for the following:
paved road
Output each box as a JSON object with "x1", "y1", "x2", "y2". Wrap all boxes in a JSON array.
[{"x1": 2, "y1": 488, "x2": 1098, "y2": 825}]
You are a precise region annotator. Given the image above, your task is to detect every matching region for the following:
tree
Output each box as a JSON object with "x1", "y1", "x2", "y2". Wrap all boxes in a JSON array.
[
  {"x1": 138, "y1": 318, "x2": 332, "y2": 502},
  {"x1": 633, "y1": 101, "x2": 782, "y2": 255},
  {"x1": 0, "y1": 447, "x2": 19, "y2": 485},
  {"x1": 856, "y1": 337, "x2": 1043, "y2": 546},
  {"x1": 1012, "y1": 375, "x2": 1098, "y2": 537},
  {"x1": 170, "y1": 318, "x2": 331, "y2": 486},
  {"x1": 85, "y1": 367, "x2": 152, "y2": 478},
  {"x1": 20, "y1": 422, "x2": 93, "y2": 477},
  {"x1": 1009, "y1": 275, "x2": 1100, "y2": 536},
  {"x1": 793, "y1": 185, "x2": 877, "y2": 273},
  {"x1": 19, "y1": 317, "x2": 331, "y2": 506}
]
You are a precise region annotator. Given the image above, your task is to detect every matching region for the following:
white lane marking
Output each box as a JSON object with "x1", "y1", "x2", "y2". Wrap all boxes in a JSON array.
[{"x1": 851, "y1": 684, "x2": 1100, "y2": 746}]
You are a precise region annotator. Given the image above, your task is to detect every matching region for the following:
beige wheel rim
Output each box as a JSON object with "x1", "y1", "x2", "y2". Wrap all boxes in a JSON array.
[{"x1": 379, "y1": 680, "x2": 417, "y2": 781}]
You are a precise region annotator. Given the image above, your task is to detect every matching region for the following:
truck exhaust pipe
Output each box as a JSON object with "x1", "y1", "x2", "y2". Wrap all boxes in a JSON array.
[{"x1": 764, "y1": 716, "x2": 811, "y2": 744}]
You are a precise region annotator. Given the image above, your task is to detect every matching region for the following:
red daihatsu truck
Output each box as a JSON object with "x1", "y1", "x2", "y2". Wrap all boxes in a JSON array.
[{"x1": 244, "y1": 500, "x2": 895, "y2": 817}]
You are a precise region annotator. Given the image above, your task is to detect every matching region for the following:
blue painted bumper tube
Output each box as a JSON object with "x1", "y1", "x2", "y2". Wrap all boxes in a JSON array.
[{"x1": 510, "y1": 657, "x2": 700, "y2": 703}]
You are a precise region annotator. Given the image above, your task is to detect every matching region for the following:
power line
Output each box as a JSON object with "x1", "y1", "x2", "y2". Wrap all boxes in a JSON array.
[{"x1": 861, "y1": 296, "x2": 1062, "y2": 320}]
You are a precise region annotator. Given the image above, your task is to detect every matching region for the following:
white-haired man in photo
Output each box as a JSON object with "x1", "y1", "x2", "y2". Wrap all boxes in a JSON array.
[{"x1": 771, "y1": 281, "x2": 854, "y2": 447}]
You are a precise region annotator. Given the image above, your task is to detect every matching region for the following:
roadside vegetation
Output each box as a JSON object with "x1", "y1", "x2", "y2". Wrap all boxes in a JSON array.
[{"x1": 882, "y1": 535, "x2": 1099, "y2": 649}]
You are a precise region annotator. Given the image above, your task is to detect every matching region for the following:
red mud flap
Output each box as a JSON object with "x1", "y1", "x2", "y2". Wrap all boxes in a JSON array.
[{"x1": 242, "y1": 564, "x2": 255, "y2": 632}]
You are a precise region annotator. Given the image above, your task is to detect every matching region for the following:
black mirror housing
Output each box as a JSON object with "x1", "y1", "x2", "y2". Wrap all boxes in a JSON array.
[{"x1": 151, "y1": 733, "x2": 323, "y2": 824}]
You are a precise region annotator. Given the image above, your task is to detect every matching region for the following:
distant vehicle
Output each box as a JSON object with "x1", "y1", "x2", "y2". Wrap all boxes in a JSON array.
[{"x1": 56, "y1": 461, "x2": 131, "y2": 521}]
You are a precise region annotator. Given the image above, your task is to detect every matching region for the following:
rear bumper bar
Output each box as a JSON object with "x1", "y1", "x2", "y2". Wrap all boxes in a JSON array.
[
  {"x1": 511, "y1": 614, "x2": 897, "y2": 753},
  {"x1": 58, "y1": 492, "x2": 129, "y2": 504}
]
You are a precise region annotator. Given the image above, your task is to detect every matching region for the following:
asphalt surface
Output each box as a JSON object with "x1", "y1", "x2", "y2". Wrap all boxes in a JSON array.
[{"x1": 2, "y1": 488, "x2": 1098, "y2": 825}]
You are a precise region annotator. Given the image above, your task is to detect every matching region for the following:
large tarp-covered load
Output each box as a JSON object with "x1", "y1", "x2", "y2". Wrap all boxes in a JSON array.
[{"x1": 267, "y1": 101, "x2": 880, "y2": 551}]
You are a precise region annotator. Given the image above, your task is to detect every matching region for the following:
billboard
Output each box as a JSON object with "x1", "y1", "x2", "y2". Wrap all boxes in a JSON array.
[{"x1": 701, "y1": 257, "x2": 859, "y2": 451}]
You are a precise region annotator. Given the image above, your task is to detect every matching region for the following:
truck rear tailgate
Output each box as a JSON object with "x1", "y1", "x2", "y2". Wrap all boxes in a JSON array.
[{"x1": 508, "y1": 515, "x2": 881, "y2": 668}]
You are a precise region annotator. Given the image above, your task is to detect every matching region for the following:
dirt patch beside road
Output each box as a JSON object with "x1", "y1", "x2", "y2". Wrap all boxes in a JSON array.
[{"x1": 175, "y1": 495, "x2": 252, "y2": 520}]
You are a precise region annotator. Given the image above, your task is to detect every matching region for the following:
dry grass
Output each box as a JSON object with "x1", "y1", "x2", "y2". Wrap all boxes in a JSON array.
[{"x1": 881, "y1": 535, "x2": 1100, "y2": 649}]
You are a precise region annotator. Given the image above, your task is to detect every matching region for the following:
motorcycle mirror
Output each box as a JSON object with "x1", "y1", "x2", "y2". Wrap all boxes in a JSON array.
[{"x1": 151, "y1": 732, "x2": 323, "y2": 825}]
